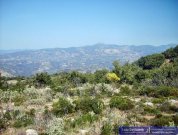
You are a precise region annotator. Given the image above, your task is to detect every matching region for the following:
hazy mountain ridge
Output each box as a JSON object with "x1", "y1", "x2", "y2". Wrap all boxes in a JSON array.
[{"x1": 0, "y1": 44, "x2": 176, "y2": 76}]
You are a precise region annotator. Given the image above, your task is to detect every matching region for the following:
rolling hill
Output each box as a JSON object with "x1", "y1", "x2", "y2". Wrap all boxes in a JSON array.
[{"x1": 0, "y1": 44, "x2": 176, "y2": 76}]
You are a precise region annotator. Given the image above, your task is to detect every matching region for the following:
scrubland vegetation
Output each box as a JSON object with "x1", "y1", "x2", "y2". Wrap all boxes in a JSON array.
[{"x1": 0, "y1": 45, "x2": 178, "y2": 135}]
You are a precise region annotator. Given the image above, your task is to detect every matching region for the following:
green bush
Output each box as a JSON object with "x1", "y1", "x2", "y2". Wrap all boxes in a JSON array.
[
  {"x1": 143, "y1": 106, "x2": 160, "y2": 115},
  {"x1": 100, "y1": 123, "x2": 112, "y2": 135},
  {"x1": 109, "y1": 96, "x2": 134, "y2": 110},
  {"x1": 163, "y1": 45, "x2": 178, "y2": 60},
  {"x1": 150, "y1": 114, "x2": 178, "y2": 126},
  {"x1": 13, "y1": 120, "x2": 24, "y2": 128},
  {"x1": 12, "y1": 110, "x2": 21, "y2": 118},
  {"x1": 94, "y1": 69, "x2": 109, "y2": 83},
  {"x1": 139, "y1": 86, "x2": 155, "y2": 96},
  {"x1": 26, "y1": 108, "x2": 36, "y2": 117},
  {"x1": 113, "y1": 124, "x2": 119, "y2": 135},
  {"x1": 0, "y1": 76, "x2": 9, "y2": 91},
  {"x1": 84, "y1": 87, "x2": 97, "y2": 96},
  {"x1": 173, "y1": 114, "x2": 178, "y2": 125},
  {"x1": 139, "y1": 86, "x2": 178, "y2": 98},
  {"x1": 70, "y1": 113, "x2": 98, "y2": 128},
  {"x1": 3, "y1": 111, "x2": 12, "y2": 120},
  {"x1": 119, "y1": 86, "x2": 135, "y2": 96},
  {"x1": 136, "y1": 53, "x2": 165, "y2": 69},
  {"x1": 150, "y1": 114, "x2": 173, "y2": 126},
  {"x1": 0, "y1": 118, "x2": 8, "y2": 130},
  {"x1": 119, "y1": 63, "x2": 140, "y2": 84},
  {"x1": 51, "y1": 85, "x2": 65, "y2": 93},
  {"x1": 46, "y1": 117, "x2": 64, "y2": 135},
  {"x1": 13, "y1": 95, "x2": 25, "y2": 106},
  {"x1": 67, "y1": 71, "x2": 88, "y2": 86},
  {"x1": 68, "y1": 89, "x2": 77, "y2": 96},
  {"x1": 91, "y1": 98, "x2": 104, "y2": 114},
  {"x1": 52, "y1": 97, "x2": 73, "y2": 116},
  {"x1": 156, "y1": 86, "x2": 178, "y2": 97},
  {"x1": 152, "y1": 98, "x2": 166, "y2": 104},
  {"x1": 134, "y1": 70, "x2": 149, "y2": 82},
  {"x1": 33, "y1": 72, "x2": 52, "y2": 88},
  {"x1": 13, "y1": 115, "x2": 34, "y2": 128},
  {"x1": 10, "y1": 80, "x2": 26, "y2": 93},
  {"x1": 74, "y1": 97, "x2": 104, "y2": 114},
  {"x1": 159, "y1": 102, "x2": 178, "y2": 113}
]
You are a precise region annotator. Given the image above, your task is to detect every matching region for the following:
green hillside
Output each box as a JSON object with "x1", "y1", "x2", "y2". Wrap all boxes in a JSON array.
[{"x1": 0, "y1": 45, "x2": 178, "y2": 135}]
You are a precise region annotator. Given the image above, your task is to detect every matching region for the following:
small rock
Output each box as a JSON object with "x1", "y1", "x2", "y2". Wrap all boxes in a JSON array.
[
  {"x1": 169, "y1": 99, "x2": 178, "y2": 107},
  {"x1": 26, "y1": 129, "x2": 38, "y2": 135},
  {"x1": 144, "y1": 102, "x2": 154, "y2": 107},
  {"x1": 169, "y1": 99, "x2": 177, "y2": 104},
  {"x1": 71, "y1": 118, "x2": 75, "y2": 122},
  {"x1": 134, "y1": 98, "x2": 141, "y2": 102},
  {"x1": 79, "y1": 129, "x2": 88, "y2": 135},
  {"x1": 89, "y1": 111, "x2": 95, "y2": 116},
  {"x1": 3, "y1": 109, "x2": 6, "y2": 114}
]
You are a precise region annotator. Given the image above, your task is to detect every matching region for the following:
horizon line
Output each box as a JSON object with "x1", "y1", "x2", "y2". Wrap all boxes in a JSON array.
[{"x1": 0, "y1": 43, "x2": 177, "y2": 51}]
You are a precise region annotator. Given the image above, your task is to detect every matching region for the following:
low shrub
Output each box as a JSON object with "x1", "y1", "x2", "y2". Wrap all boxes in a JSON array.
[
  {"x1": 23, "y1": 87, "x2": 39, "y2": 99},
  {"x1": 3, "y1": 111, "x2": 12, "y2": 120},
  {"x1": 143, "y1": 106, "x2": 160, "y2": 115},
  {"x1": 150, "y1": 112, "x2": 178, "y2": 126},
  {"x1": 139, "y1": 86, "x2": 153, "y2": 96},
  {"x1": 10, "y1": 80, "x2": 26, "y2": 93},
  {"x1": 113, "y1": 124, "x2": 119, "y2": 135},
  {"x1": 74, "y1": 97, "x2": 104, "y2": 114},
  {"x1": 109, "y1": 96, "x2": 134, "y2": 110},
  {"x1": 0, "y1": 91, "x2": 11, "y2": 103},
  {"x1": 12, "y1": 110, "x2": 21, "y2": 118},
  {"x1": 84, "y1": 87, "x2": 97, "y2": 96},
  {"x1": 119, "y1": 86, "x2": 135, "y2": 96},
  {"x1": 52, "y1": 97, "x2": 73, "y2": 116},
  {"x1": 68, "y1": 89, "x2": 77, "y2": 96},
  {"x1": 46, "y1": 117, "x2": 64, "y2": 135},
  {"x1": 26, "y1": 108, "x2": 36, "y2": 117},
  {"x1": 156, "y1": 86, "x2": 178, "y2": 97},
  {"x1": 159, "y1": 102, "x2": 178, "y2": 113},
  {"x1": 70, "y1": 113, "x2": 98, "y2": 128},
  {"x1": 139, "y1": 86, "x2": 178, "y2": 98},
  {"x1": 51, "y1": 85, "x2": 65, "y2": 93},
  {"x1": 152, "y1": 98, "x2": 166, "y2": 104},
  {"x1": 13, "y1": 115, "x2": 34, "y2": 128},
  {"x1": 0, "y1": 118, "x2": 8, "y2": 131},
  {"x1": 150, "y1": 114, "x2": 173, "y2": 126},
  {"x1": 173, "y1": 114, "x2": 178, "y2": 125},
  {"x1": 13, "y1": 95, "x2": 25, "y2": 106},
  {"x1": 33, "y1": 72, "x2": 52, "y2": 88},
  {"x1": 26, "y1": 98, "x2": 45, "y2": 105},
  {"x1": 100, "y1": 123, "x2": 112, "y2": 135},
  {"x1": 13, "y1": 120, "x2": 24, "y2": 128}
]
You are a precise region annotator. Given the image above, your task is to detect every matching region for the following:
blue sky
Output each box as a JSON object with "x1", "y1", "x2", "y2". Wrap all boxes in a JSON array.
[{"x1": 0, "y1": 0, "x2": 178, "y2": 49}]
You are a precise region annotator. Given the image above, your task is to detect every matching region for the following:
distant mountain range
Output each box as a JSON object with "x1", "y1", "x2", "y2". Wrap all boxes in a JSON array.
[{"x1": 0, "y1": 44, "x2": 177, "y2": 76}]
